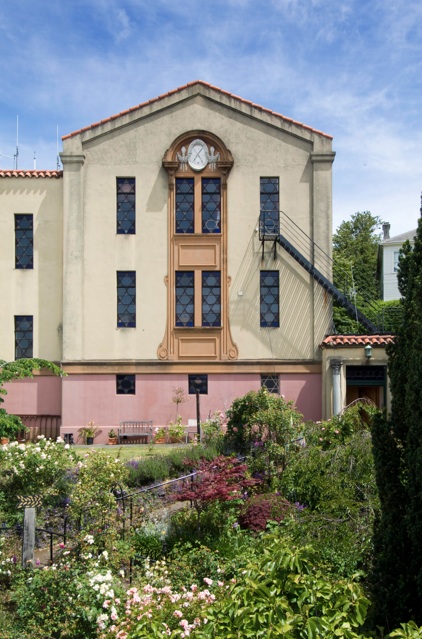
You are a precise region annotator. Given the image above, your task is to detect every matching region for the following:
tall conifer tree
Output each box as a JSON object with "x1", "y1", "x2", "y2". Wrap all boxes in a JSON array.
[{"x1": 371, "y1": 215, "x2": 422, "y2": 629}]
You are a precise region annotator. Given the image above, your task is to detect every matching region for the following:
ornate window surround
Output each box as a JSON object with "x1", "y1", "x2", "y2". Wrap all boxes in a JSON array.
[{"x1": 158, "y1": 131, "x2": 238, "y2": 362}]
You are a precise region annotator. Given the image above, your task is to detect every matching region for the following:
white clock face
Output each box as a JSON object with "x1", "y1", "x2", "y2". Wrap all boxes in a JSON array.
[{"x1": 187, "y1": 139, "x2": 208, "y2": 171}]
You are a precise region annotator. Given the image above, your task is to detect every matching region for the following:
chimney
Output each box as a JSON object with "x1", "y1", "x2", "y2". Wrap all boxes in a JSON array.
[{"x1": 382, "y1": 222, "x2": 390, "y2": 240}]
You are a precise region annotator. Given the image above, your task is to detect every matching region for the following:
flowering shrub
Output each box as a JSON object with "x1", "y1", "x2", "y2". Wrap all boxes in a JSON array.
[
  {"x1": 101, "y1": 568, "x2": 224, "y2": 639},
  {"x1": 238, "y1": 493, "x2": 291, "y2": 532},
  {"x1": 12, "y1": 547, "x2": 123, "y2": 639},
  {"x1": 0, "y1": 436, "x2": 78, "y2": 515},
  {"x1": 306, "y1": 400, "x2": 378, "y2": 450},
  {"x1": 201, "y1": 411, "x2": 225, "y2": 449}
]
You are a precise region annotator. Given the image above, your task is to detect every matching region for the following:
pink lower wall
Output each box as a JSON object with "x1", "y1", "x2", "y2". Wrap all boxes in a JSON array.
[
  {"x1": 60, "y1": 372, "x2": 322, "y2": 444},
  {"x1": 2, "y1": 376, "x2": 62, "y2": 415}
]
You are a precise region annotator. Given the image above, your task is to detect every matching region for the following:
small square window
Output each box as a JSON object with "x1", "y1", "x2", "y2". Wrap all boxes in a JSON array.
[
  {"x1": 261, "y1": 374, "x2": 279, "y2": 394},
  {"x1": 116, "y1": 374, "x2": 136, "y2": 395},
  {"x1": 188, "y1": 374, "x2": 208, "y2": 395}
]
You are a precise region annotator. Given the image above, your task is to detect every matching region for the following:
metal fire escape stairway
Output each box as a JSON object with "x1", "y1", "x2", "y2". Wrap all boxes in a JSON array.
[{"x1": 260, "y1": 211, "x2": 381, "y2": 334}]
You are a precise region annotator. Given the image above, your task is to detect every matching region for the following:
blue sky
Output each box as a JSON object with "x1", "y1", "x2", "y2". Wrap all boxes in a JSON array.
[{"x1": 0, "y1": 0, "x2": 421, "y2": 235}]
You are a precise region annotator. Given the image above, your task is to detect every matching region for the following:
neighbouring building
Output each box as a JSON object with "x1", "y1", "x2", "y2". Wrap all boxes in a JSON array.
[
  {"x1": 0, "y1": 81, "x2": 392, "y2": 442},
  {"x1": 378, "y1": 222, "x2": 417, "y2": 301}
]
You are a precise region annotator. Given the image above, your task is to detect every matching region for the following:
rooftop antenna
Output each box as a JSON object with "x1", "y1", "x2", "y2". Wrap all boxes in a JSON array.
[
  {"x1": 33, "y1": 151, "x2": 36, "y2": 170},
  {"x1": 56, "y1": 126, "x2": 61, "y2": 170},
  {"x1": 13, "y1": 116, "x2": 19, "y2": 170}
]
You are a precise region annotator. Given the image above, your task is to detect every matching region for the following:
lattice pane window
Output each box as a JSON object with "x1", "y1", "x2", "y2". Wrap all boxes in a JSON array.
[
  {"x1": 116, "y1": 374, "x2": 136, "y2": 394},
  {"x1": 15, "y1": 315, "x2": 33, "y2": 359},
  {"x1": 261, "y1": 374, "x2": 279, "y2": 394},
  {"x1": 260, "y1": 177, "x2": 279, "y2": 237},
  {"x1": 176, "y1": 271, "x2": 195, "y2": 326},
  {"x1": 188, "y1": 374, "x2": 208, "y2": 394},
  {"x1": 260, "y1": 270, "x2": 279, "y2": 327},
  {"x1": 202, "y1": 178, "x2": 221, "y2": 233},
  {"x1": 15, "y1": 214, "x2": 33, "y2": 269},
  {"x1": 117, "y1": 271, "x2": 136, "y2": 327},
  {"x1": 202, "y1": 271, "x2": 221, "y2": 327},
  {"x1": 117, "y1": 178, "x2": 136, "y2": 234},
  {"x1": 175, "y1": 178, "x2": 194, "y2": 234}
]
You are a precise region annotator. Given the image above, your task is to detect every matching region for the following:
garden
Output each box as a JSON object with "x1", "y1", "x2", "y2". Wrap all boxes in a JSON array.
[{"x1": 1, "y1": 385, "x2": 421, "y2": 639}]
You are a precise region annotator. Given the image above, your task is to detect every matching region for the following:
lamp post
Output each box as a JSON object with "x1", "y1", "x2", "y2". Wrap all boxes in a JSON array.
[{"x1": 192, "y1": 376, "x2": 203, "y2": 442}]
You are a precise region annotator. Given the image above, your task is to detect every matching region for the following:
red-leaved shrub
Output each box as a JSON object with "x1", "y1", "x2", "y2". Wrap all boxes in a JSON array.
[{"x1": 238, "y1": 493, "x2": 291, "y2": 532}]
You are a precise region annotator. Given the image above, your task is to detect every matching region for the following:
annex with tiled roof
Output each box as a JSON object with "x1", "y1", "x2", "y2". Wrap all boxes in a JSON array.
[
  {"x1": 62, "y1": 80, "x2": 332, "y2": 142},
  {"x1": 321, "y1": 335, "x2": 395, "y2": 348},
  {"x1": 0, "y1": 170, "x2": 62, "y2": 179}
]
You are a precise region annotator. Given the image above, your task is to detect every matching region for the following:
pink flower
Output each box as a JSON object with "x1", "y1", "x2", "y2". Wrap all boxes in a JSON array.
[
  {"x1": 203, "y1": 577, "x2": 213, "y2": 586},
  {"x1": 174, "y1": 610, "x2": 183, "y2": 618}
]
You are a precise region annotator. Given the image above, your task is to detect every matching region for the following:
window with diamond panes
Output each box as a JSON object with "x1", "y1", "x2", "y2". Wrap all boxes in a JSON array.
[
  {"x1": 260, "y1": 177, "x2": 279, "y2": 237},
  {"x1": 202, "y1": 178, "x2": 221, "y2": 233},
  {"x1": 261, "y1": 374, "x2": 279, "y2": 394},
  {"x1": 188, "y1": 374, "x2": 208, "y2": 395},
  {"x1": 117, "y1": 271, "x2": 136, "y2": 327},
  {"x1": 175, "y1": 178, "x2": 194, "y2": 234},
  {"x1": 202, "y1": 271, "x2": 221, "y2": 327},
  {"x1": 15, "y1": 315, "x2": 33, "y2": 359},
  {"x1": 260, "y1": 271, "x2": 279, "y2": 327},
  {"x1": 116, "y1": 374, "x2": 136, "y2": 395},
  {"x1": 116, "y1": 178, "x2": 136, "y2": 234},
  {"x1": 15, "y1": 214, "x2": 33, "y2": 269},
  {"x1": 176, "y1": 271, "x2": 195, "y2": 326}
]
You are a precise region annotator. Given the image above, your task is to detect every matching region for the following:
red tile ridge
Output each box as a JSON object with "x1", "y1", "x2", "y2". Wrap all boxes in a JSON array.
[
  {"x1": 0, "y1": 170, "x2": 63, "y2": 178},
  {"x1": 321, "y1": 334, "x2": 395, "y2": 348},
  {"x1": 62, "y1": 80, "x2": 333, "y2": 140}
]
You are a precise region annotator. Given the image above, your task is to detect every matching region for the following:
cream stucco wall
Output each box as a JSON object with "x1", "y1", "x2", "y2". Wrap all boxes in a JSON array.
[
  {"x1": 0, "y1": 177, "x2": 63, "y2": 361},
  {"x1": 61, "y1": 87, "x2": 334, "y2": 364}
]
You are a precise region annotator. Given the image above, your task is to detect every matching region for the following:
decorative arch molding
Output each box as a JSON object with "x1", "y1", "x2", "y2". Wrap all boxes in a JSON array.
[{"x1": 158, "y1": 130, "x2": 238, "y2": 362}]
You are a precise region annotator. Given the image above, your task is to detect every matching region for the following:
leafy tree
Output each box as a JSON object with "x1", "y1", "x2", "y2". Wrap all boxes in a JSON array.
[
  {"x1": 332, "y1": 211, "x2": 383, "y2": 333},
  {"x1": 371, "y1": 218, "x2": 422, "y2": 628},
  {"x1": 0, "y1": 358, "x2": 64, "y2": 403}
]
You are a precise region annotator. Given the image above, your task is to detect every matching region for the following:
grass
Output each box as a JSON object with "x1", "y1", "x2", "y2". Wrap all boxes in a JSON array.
[{"x1": 73, "y1": 443, "x2": 189, "y2": 461}]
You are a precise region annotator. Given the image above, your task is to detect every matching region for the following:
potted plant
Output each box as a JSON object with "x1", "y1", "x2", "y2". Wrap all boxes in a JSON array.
[
  {"x1": 78, "y1": 421, "x2": 102, "y2": 445},
  {"x1": 168, "y1": 416, "x2": 186, "y2": 443},
  {"x1": 0, "y1": 409, "x2": 28, "y2": 444},
  {"x1": 153, "y1": 426, "x2": 167, "y2": 444},
  {"x1": 108, "y1": 429, "x2": 118, "y2": 445}
]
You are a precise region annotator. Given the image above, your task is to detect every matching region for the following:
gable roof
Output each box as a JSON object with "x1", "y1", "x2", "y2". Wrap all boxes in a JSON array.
[
  {"x1": 63, "y1": 80, "x2": 332, "y2": 141},
  {"x1": 380, "y1": 229, "x2": 417, "y2": 245}
]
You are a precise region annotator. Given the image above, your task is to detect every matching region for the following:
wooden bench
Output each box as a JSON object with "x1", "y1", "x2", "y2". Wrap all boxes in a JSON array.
[{"x1": 118, "y1": 421, "x2": 153, "y2": 444}]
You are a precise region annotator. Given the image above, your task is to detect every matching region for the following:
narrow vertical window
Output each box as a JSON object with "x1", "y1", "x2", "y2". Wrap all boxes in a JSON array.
[
  {"x1": 393, "y1": 251, "x2": 400, "y2": 273},
  {"x1": 260, "y1": 271, "x2": 279, "y2": 327},
  {"x1": 15, "y1": 214, "x2": 33, "y2": 269},
  {"x1": 117, "y1": 271, "x2": 136, "y2": 327},
  {"x1": 202, "y1": 271, "x2": 221, "y2": 327},
  {"x1": 117, "y1": 178, "x2": 136, "y2": 234},
  {"x1": 15, "y1": 315, "x2": 33, "y2": 358},
  {"x1": 175, "y1": 271, "x2": 194, "y2": 326},
  {"x1": 260, "y1": 177, "x2": 279, "y2": 237},
  {"x1": 202, "y1": 178, "x2": 221, "y2": 233},
  {"x1": 175, "y1": 178, "x2": 194, "y2": 234}
]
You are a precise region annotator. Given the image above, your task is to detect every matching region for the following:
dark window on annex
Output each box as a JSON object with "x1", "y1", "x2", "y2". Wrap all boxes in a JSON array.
[
  {"x1": 15, "y1": 315, "x2": 33, "y2": 359},
  {"x1": 116, "y1": 374, "x2": 136, "y2": 395},
  {"x1": 15, "y1": 214, "x2": 33, "y2": 269}
]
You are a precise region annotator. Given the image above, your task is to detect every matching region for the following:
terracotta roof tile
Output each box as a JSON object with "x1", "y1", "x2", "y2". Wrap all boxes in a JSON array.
[
  {"x1": 0, "y1": 170, "x2": 62, "y2": 179},
  {"x1": 321, "y1": 334, "x2": 395, "y2": 348},
  {"x1": 63, "y1": 80, "x2": 333, "y2": 141}
]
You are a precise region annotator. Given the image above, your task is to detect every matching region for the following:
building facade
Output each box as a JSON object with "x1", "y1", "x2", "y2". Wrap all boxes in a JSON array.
[
  {"x1": 2, "y1": 81, "x2": 384, "y2": 441},
  {"x1": 378, "y1": 223, "x2": 416, "y2": 301}
]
